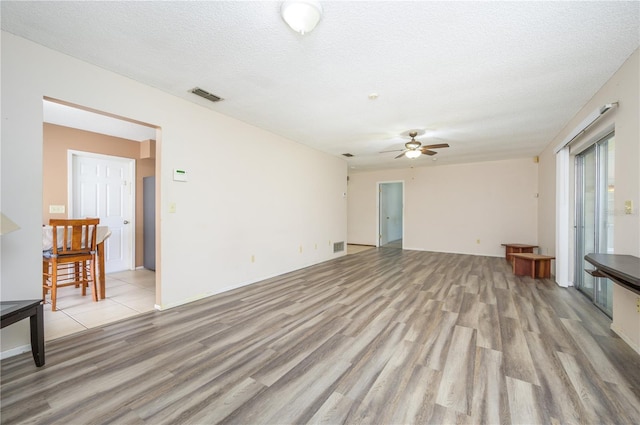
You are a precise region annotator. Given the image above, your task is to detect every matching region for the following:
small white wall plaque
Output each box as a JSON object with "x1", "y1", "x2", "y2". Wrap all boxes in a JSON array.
[{"x1": 173, "y1": 169, "x2": 188, "y2": 182}]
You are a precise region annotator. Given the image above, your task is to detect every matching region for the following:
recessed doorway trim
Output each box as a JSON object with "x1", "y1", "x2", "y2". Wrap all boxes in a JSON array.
[{"x1": 376, "y1": 181, "x2": 404, "y2": 248}]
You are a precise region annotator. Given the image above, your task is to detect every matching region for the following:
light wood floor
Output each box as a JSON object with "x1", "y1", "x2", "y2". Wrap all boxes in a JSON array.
[{"x1": 2, "y1": 249, "x2": 639, "y2": 424}]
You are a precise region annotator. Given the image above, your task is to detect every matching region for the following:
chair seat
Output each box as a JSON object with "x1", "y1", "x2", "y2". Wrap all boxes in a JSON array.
[{"x1": 46, "y1": 249, "x2": 94, "y2": 259}]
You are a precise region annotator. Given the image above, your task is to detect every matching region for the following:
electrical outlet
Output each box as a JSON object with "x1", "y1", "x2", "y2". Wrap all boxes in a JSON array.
[
  {"x1": 251, "y1": 255, "x2": 255, "y2": 263},
  {"x1": 476, "y1": 239, "x2": 480, "y2": 244},
  {"x1": 299, "y1": 245, "x2": 303, "y2": 253},
  {"x1": 168, "y1": 202, "x2": 176, "y2": 213},
  {"x1": 637, "y1": 297, "x2": 640, "y2": 313}
]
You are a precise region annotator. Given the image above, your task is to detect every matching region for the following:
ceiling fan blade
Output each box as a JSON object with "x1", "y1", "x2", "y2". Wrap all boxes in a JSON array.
[
  {"x1": 380, "y1": 149, "x2": 404, "y2": 153},
  {"x1": 421, "y1": 149, "x2": 437, "y2": 156},
  {"x1": 421, "y1": 143, "x2": 449, "y2": 149},
  {"x1": 394, "y1": 152, "x2": 407, "y2": 159}
]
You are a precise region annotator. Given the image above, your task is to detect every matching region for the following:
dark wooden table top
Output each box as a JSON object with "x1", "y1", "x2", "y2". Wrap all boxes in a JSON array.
[
  {"x1": 1, "y1": 300, "x2": 42, "y2": 323},
  {"x1": 585, "y1": 253, "x2": 640, "y2": 291}
]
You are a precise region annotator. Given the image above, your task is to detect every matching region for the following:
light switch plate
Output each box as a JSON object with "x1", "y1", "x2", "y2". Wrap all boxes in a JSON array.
[
  {"x1": 624, "y1": 200, "x2": 633, "y2": 215},
  {"x1": 49, "y1": 205, "x2": 65, "y2": 214}
]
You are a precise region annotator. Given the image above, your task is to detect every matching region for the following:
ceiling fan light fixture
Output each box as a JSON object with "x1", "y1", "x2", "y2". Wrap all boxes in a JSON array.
[
  {"x1": 405, "y1": 150, "x2": 422, "y2": 159},
  {"x1": 281, "y1": 1, "x2": 323, "y2": 34},
  {"x1": 406, "y1": 140, "x2": 420, "y2": 150}
]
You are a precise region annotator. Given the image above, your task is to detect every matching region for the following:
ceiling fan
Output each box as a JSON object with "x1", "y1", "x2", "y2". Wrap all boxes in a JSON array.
[{"x1": 381, "y1": 131, "x2": 450, "y2": 159}]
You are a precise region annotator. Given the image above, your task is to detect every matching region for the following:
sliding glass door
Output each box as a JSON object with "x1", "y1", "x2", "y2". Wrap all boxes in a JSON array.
[{"x1": 575, "y1": 133, "x2": 614, "y2": 316}]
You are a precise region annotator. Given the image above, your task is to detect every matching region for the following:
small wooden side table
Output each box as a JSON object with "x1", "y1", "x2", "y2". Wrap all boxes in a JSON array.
[
  {"x1": 0, "y1": 299, "x2": 45, "y2": 367},
  {"x1": 512, "y1": 253, "x2": 555, "y2": 279},
  {"x1": 501, "y1": 243, "x2": 538, "y2": 262}
]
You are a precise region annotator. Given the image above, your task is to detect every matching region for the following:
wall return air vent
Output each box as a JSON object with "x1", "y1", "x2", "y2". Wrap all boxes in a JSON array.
[
  {"x1": 333, "y1": 241, "x2": 345, "y2": 253},
  {"x1": 190, "y1": 87, "x2": 223, "y2": 103}
]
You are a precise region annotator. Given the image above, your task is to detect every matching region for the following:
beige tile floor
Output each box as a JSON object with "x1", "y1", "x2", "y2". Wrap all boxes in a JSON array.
[{"x1": 44, "y1": 269, "x2": 156, "y2": 341}]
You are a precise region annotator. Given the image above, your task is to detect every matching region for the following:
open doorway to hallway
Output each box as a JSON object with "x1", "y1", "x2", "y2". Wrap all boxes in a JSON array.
[
  {"x1": 378, "y1": 181, "x2": 403, "y2": 249},
  {"x1": 42, "y1": 98, "x2": 159, "y2": 341}
]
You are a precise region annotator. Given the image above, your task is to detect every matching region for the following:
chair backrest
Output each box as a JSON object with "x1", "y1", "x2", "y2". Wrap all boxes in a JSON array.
[{"x1": 49, "y1": 218, "x2": 100, "y2": 256}]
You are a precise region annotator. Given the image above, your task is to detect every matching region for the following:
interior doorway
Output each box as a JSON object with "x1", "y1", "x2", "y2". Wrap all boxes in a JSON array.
[
  {"x1": 42, "y1": 97, "x2": 159, "y2": 340},
  {"x1": 378, "y1": 181, "x2": 403, "y2": 248}
]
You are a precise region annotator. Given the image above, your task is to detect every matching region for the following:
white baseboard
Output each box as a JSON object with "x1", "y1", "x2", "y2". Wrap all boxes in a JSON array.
[
  {"x1": 610, "y1": 322, "x2": 640, "y2": 354},
  {"x1": 0, "y1": 344, "x2": 31, "y2": 360}
]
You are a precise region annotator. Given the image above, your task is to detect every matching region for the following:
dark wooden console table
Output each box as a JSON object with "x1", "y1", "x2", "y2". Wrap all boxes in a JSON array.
[
  {"x1": 0, "y1": 299, "x2": 45, "y2": 367},
  {"x1": 585, "y1": 253, "x2": 640, "y2": 296}
]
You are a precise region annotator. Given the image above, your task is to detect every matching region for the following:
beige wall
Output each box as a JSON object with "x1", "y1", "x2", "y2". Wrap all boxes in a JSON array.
[
  {"x1": 1, "y1": 32, "x2": 347, "y2": 355},
  {"x1": 348, "y1": 158, "x2": 539, "y2": 257},
  {"x1": 537, "y1": 49, "x2": 639, "y2": 352},
  {"x1": 43, "y1": 123, "x2": 155, "y2": 267}
]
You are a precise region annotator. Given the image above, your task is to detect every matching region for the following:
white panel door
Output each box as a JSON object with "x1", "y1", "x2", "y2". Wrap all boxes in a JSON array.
[{"x1": 71, "y1": 151, "x2": 134, "y2": 273}]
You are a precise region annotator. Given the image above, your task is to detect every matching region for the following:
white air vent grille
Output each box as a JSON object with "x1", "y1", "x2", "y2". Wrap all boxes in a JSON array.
[
  {"x1": 190, "y1": 87, "x2": 223, "y2": 103},
  {"x1": 333, "y1": 241, "x2": 345, "y2": 253}
]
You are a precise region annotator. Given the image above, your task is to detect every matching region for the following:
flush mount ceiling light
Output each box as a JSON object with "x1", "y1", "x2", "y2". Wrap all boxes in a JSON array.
[{"x1": 281, "y1": 1, "x2": 323, "y2": 34}]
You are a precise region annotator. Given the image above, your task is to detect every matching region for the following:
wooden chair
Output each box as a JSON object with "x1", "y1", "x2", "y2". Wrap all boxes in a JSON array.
[{"x1": 42, "y1": 218, "x2": 100, "y2": 311}]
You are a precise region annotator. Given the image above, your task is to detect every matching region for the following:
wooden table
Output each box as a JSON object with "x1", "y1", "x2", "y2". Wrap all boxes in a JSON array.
[
  {"x1": 502, "y1": 243, "x2": 538, "y2": 262},
  {"x1": 511, "y1": 253, "x2": 555, "y2": 279},
  {"x1": 1, "y1": 300, "x2": 45, "y2": 367}
]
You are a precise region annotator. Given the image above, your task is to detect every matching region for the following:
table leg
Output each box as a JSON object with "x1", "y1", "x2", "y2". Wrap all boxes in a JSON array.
[
  {"x1": 29, "y1": 303, "x2": 45, "y2": 367},
  {"x1": 98, "y1": 241, "x2": 106, "y2": 299},
  {"x1": 531, "y1": 259, "x2": 536, "y2": 279}
]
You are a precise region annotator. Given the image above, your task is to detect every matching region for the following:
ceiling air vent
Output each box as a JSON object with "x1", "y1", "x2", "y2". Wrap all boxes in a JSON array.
[
  {"x1": 190, "y1": 87, "x2": 223, "y2": 103},
  {"x1": 342, "y1": 153, "x2": 354, "y2": 157}
]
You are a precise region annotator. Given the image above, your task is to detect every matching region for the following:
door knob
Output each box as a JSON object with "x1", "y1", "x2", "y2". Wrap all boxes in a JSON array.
[{"x1": 123, "y1": 220, "x2": 130, "y2": 224}]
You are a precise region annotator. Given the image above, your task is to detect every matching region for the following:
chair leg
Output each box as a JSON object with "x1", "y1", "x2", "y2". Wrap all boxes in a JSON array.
[
  {"x1": 89, "y1": 256, "x2": 98, "y2": 303},
  {"x1": 80, "y1": 261, "x2": 87, "y2": 296},
  {"x1": 42, "y1": 261, "x2": 48, "y2": 301},
  {"x1": 74, "y1": 262, "x2": 81, "y2": 288},
  {"x1": 51, "y1": 265, "x2": 58, "y2": 311}
]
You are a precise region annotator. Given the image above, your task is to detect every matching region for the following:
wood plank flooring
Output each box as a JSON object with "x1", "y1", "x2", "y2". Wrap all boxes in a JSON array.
[{"x1": 2, "y1": 249, "x2": 639, "y2": 424}]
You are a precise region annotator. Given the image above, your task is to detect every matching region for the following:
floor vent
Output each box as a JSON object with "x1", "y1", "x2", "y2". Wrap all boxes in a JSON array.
[
  {"x1": 190, "y1": 87, "x2": 223, "y2": 103},
  {"x1": 333, "y1": 241, "x2": 345, "y2": 253}
]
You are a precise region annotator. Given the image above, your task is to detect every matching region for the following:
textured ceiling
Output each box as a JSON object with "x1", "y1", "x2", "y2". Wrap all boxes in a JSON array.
[{"x1": 3, "y1": 1, "x2": 639, "y2": 172}]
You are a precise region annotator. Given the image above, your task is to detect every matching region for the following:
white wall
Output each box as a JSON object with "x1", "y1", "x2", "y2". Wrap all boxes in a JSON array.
[
  {"x1": 537, "y1": 49, "x2": 640, "y2": 353},
  {"x1": 348, "y1": 158, "x2": 539, "y2": 257},
  {"x1": 0, "y1": 32, "x2": 347, "y2": 353}
]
